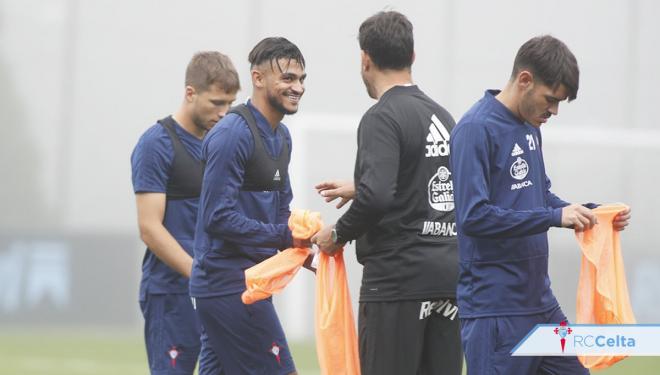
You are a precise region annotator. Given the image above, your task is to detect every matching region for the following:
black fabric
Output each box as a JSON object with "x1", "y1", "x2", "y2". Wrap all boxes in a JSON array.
[
  {"x1": 228, "y1": 105, "x2": 290, "y2": 192},
  {"x1": 335, "y1": 85, "x2": 458, "y2": 301},
  {"x1": 158, "y1": 116, "x2": 204, "y2": 200},
  {"x1": 358, "y1": 299, "x2": 463, "y2": 375}
]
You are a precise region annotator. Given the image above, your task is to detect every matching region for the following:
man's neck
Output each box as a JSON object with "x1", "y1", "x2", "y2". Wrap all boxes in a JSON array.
[
  {"x1": 372, "y1": 70, "x2": 413, "y2": 100},
  {"x1": 494, "y1": 84, "x2": 523, "y2": 122},
  {"x1": 250, "y1": 95, "x2": 284, "y2": 129},
  {"x1": 172, "y1": 108, "x2": 205, "y2": 139}
]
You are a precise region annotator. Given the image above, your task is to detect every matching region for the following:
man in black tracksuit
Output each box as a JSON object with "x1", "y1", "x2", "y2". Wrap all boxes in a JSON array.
[{"x1": 312, "y1": 11, "x2": 462, "y2": 375}]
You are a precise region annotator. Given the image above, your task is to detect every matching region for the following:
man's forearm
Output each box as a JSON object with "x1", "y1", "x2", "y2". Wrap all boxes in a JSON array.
[{"x1": 140, "y1": 224, "x2": 193, "y2": 278}]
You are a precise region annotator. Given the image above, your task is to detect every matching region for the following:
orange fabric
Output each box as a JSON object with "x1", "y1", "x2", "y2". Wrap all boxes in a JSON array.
[
  {"x1": 315, "y1": 250, "x2": 361, "y2": 375},
  {"x1": 575, "y1": 204, "x2": 635, "y2": 370},
  {"x1": 241, "y1": 210, "x2": 322, "y2": 304}
]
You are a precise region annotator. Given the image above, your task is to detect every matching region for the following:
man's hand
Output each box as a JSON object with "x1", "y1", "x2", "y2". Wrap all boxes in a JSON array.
[
  {"x1": 561, "y1": 204, "x2": 598, "y2": 231},
  {"x1": 613, "y1": 207, "x2": 631, "y2": 231},
  {"x1": 311, "y1": 224, "x2": 343, "y2": 256},
  {"x1": 315, "y1": 180, "x2": 355, "y2": 209}
]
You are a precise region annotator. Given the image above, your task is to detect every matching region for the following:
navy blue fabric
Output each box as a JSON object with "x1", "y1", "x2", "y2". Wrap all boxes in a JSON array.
[
  {"x1": 140, "y1": 294, "x2": 202, "y2": 375},
  {"x1": 198, "y1": 325, "x2": 223, "y2": 375},
  {"x1": 131, "y1": 120, "x2": 202, "y2": 299},
  {"x1": 461, "y1": 306, "x2": 589, "y2": 375},
  {"x1": 195, "y1": 294, "x2": 295, "y2": 375},
  {"x1": 191, "y1": 100, "x2": 294, "y2": 298},
  {"x1": 450, "y1": 90, "x2": 567, "y2": 318}
]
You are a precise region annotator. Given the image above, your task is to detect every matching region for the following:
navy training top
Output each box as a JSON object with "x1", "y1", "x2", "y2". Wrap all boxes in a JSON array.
[
  {"x1": 450, "y1": 90, "x2": 570, "y2": 318},
  {"x1": 131, "y1": 119, "x2": 202, "y2": 300},
  {"x1": 190, "y1": 100, "x2": 294, "y2": 298}
]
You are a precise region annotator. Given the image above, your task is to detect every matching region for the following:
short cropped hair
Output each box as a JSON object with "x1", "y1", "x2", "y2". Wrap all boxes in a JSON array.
[
  {"x1": 185, "y1": 51, "x2": 240, "y2": 93},
  {"x1": 248, "y1": 37, "x2": 305, "y2": 71},
  {"x1": 511, "y1": 35, "x2": 579, "y2": 101},
  {"x1": 358, "y1": 11, "x2": 414, "y2": 70}
]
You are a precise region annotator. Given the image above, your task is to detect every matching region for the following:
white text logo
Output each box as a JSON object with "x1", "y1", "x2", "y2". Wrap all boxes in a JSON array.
[
  {"x1": 421, "y1": 221, "x2": 457, "y2": 237},
  {"x1": 428, "y1": 166, "x2": 454, "y2": 211},
  {"x1": 419, "y1": 299, "x2": 458, "y2": 320},
  {"x1": 425, "y1": 114, "x2": 451, "y2": 157},
  {"x1": 511, "y1": 143, "x2": 524, "y2": 156},
  {"x1": 510, "y1": 157, "x2": 529, "y2": 180}
]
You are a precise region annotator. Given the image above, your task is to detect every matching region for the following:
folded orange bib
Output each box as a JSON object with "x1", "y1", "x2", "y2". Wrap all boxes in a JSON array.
[
  {"x1": 241, "y1": 210, "x2": 321, "y2": 304},
  {"x1": 241, "y1": 209, "x2": 360, "y2": 374},
  {"x1": 575, "y1": 204, "x2": 635, "y2": 369}
]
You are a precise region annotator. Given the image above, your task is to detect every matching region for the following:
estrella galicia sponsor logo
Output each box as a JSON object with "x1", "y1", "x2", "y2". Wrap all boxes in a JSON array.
[
  {"x1": 425, "y1": 114, "x2": 451, "y2": 158},
  {"x1": 421, "y1": 221, "x2": 456, "y2": 237},
  {"x1": 428, "y1": 166, "x2": 454, "y2": 211},
  {"x1": 510, "y1": 157, "x2": 529, "y2": 180}
]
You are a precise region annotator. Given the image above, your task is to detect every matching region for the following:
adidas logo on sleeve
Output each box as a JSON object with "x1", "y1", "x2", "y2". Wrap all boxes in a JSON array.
[{"x1": 425, "y1": 114, "x2": 451, "y2": 158}]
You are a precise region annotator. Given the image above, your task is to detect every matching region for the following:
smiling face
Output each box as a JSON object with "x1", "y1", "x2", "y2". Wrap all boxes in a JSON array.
[{"x1": 261, "y1": 58, "x2": 306, "y2": 115}]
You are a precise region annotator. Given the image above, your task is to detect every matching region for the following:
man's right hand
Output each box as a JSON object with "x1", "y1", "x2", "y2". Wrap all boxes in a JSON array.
[
  {"x1": 315, "y1": 180, "x2": 355, "y2": 209},
  {"x1": 561, "y1": 204, "x2": 598, "y2": 231}
]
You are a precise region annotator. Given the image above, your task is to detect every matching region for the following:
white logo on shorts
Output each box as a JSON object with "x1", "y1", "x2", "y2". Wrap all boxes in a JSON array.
[{"x1": 419, "y1": 299, "x2": 458, "y2": 320}]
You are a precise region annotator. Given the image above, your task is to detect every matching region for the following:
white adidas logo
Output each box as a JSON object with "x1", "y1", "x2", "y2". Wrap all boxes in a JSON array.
[
  {"x1": 425, "y1": 114, "x2": 450, "y2": 157},
  {"x1": 273, "y1": 169, "x2": 281, "y2": 182},
  {"x1": 511, "y1": 143, "x2": 524, "y2": 157}
]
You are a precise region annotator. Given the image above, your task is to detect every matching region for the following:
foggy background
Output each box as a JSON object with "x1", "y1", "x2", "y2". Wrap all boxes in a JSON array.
[{"x1": 1, "y1": 0, "x2": 659, "y2": 345}]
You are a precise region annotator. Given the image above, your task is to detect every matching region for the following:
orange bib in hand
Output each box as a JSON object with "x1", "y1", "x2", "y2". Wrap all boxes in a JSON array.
[
  {"x1": 575, "y1": 204, "x2": 635, "y2": 370},
  {"x1": 241, "y1": 210, "x2": 321, "y2": 304}
]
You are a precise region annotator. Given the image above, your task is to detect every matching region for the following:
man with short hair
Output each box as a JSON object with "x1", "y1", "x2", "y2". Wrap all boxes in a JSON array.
[
  {"x1": 313, "y1": 11, "x2": 462, "y2": 375},
  {"x1": 131, "y1": 51, "x2": 240, "y2": 375},
  {"x1": 191, "y1": 37, "x2": 308, "y2": 375},
  {"x1": 450, "y1": 35, "x2": 631, "y2": 374}
]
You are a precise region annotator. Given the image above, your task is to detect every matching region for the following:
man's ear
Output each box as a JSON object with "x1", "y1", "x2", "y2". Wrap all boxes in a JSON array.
[
  {"x1": 184, "y1": 85, "x2": 196, "y2": 103},
  {"x1": 361, "y1": 50, "x2": 371, "y2": 72},
  {"x1": 516, "y1": 70, "x2": 534, "y2": 90},
  {"x1": 251, "y1": 68, "x2": 265, "y2": 89}
]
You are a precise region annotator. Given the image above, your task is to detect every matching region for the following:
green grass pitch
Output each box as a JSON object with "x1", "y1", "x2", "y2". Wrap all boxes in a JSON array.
[{"x1": 1, "y1": 330, "x2": 658, "y2": 374}]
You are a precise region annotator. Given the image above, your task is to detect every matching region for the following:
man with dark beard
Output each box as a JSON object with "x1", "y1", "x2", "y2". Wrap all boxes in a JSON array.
[
  {"x1": 190, "y1": 37, "x2": 309, "y2": 375},
  {"x1": 131, "y1": 51, "x2": 239, "y2": 375},
  {"x1": 312, "y1": 11, "x2": 462, "y2": 375}
]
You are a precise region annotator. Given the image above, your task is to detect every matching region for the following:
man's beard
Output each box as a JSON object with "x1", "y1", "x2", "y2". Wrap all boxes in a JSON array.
[
  {"x1": 267, "y1": 90, "x2": 297, "y2": 115},
  {"x1": 362, "y1": 73, "x2": 376, "y2": 99},
  {"x1": 191, "y1": 112, "x2": 212, "y2": 132}
]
